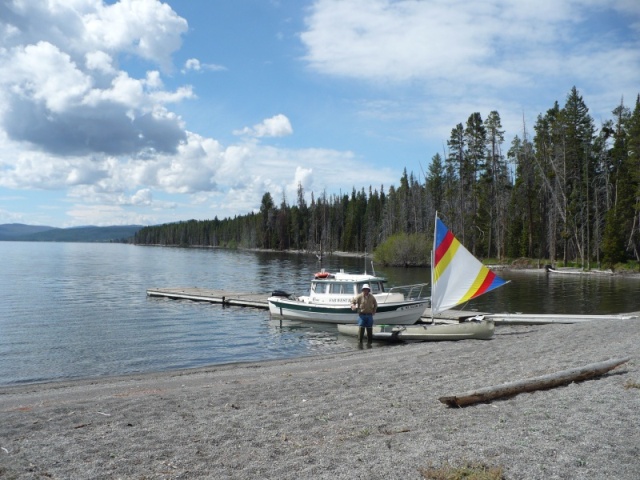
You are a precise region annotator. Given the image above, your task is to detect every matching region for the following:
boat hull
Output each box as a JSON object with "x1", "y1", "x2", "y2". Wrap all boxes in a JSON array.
[
  {"x1": 337, "y1": 320, "x2": 495, "y2": 341},
  {"x1": 267, "y1": 297, "x2": 429, "y2": 325}
]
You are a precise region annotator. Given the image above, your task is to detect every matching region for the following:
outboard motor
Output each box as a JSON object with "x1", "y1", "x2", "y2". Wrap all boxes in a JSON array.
[{"x1": 271, "y1": 290, "x2": 291, "y2": 298}]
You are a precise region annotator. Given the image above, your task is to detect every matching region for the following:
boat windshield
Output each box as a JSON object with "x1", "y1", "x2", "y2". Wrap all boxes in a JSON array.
[
  {"x1": 312, "y1": 282, "x2": 336, "y2": 294},
  {"x1": 328, "y1": 283, "x2": 354, "y2": 294},
  {"x1": 358, "y1": 282, "x2": 384, "y2": 293},
  {"x1": 311, "y1": 281, "x2": 385, "y2": 295}
]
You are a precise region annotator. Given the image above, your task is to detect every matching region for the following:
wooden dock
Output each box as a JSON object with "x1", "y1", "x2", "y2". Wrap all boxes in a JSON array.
[
  {"x1": 486, "y1": 312, "x2": 639, "y2": 325},
  {"x1": 146, "y1": 287, "x2": 269, "y2": 308}
]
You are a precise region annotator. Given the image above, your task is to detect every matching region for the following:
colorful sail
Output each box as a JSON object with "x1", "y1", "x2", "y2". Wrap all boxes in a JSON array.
[{"x1": 431, "y1": 216, "x2": 508, "y2": 316}]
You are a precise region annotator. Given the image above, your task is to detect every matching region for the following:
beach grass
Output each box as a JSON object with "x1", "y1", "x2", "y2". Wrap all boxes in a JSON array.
[
  {"x1": 419, "y1": 461, "x2": 505, "y2": 479},
  {"x1": 624, "y1": 379, "x2": 640, "y2": 389}
]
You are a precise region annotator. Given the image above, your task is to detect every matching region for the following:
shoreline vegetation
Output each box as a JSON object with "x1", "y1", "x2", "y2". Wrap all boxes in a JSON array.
[
  {"x1": 137, "y1": 242, "x2": 640, "y2": 277},
  {"x1": 1, "y1": 318, "x2": 638, "y2": 479}
]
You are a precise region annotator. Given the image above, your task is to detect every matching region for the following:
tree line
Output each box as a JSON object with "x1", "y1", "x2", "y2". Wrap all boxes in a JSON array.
[{"x1": 134, "y1": 87, "x2": 640, "y2": 269}]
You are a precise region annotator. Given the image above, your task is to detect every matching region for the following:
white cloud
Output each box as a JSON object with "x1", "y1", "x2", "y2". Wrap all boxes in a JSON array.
[
  {"x1": 7, "y1": 42, "x2": 92, "y2": 113},
  {"x1": 234, "y1": 114, "x2": 293, "y2": 138},
  {"x1": 300, "y1": 0, "x2": 640, "y2": 110},
  {"x1": 85, "y1": 50, "x2": 116, "y2": 74},
  {"x1": 82, "y1": 0, "x2": 187, "y2": 69},
  {"x1": 1, "y1": 121, "x2": 386, "y2": 225},
  {"x1": 65, "y1": 203, "x2": 155, "y2": 227},
  {"x1": 301, "y1": 0, "x2": 490, "y2": 82},
  {"x1": 182, "y1": 58, "x2": 227, "y2": 73},
  {"x1": 0, "y1": 0, "x2": 192, "y2": 156},
  {"x1": 292, "y1": 166, "x2": 313, "y2": 194},
  {"x1": 130, "y1": 189, "x2": 153, "y2": 206}
]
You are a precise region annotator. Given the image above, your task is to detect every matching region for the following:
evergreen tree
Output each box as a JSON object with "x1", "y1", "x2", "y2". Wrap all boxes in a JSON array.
[
  {"x1": 447, "y1": 123, "x2": 466, "y2": 237},
  {"x1": 426, "y1": 153, "x2": 444, "y2": 214},
  {"x1": 464, "y1": 112, "x2": 487, "y2": 254},
  {"x1": 625, "y1": 95, "x2": 640, "y2": 261},
  {"x1": 259, "y1": 192, "x2": 275, "y2": 249},
  {"x1": 482, "y1": 111, "x2": 508, "y2": 258},
  {"x1": 559, "y1": 87, "x2": 596, "y2": 266}
]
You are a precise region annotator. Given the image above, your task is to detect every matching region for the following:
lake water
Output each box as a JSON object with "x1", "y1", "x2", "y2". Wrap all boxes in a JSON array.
[{"x1": 1, "y1": 242, "x2": 639, "y2": 386}]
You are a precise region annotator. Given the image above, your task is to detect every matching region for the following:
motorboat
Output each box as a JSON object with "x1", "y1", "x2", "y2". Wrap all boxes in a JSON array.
[{"x1": 267, "y1": 270, "x2": 429, "y2": 325}]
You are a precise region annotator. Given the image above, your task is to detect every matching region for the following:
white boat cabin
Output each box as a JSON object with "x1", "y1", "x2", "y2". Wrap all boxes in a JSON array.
[{"x1": 306, "y1": 270, "x2": 405, "y2": 304}]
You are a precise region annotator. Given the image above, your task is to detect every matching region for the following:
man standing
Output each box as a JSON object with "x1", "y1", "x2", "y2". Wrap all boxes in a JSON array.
[{"x1": 351, "y1": 284, "x2": 377, "y2": 346}]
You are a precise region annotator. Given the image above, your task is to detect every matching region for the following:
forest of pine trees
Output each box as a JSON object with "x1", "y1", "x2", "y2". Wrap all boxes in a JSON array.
[{"x1": 134, "y1": 88, "x2": 640, "y2": 269}]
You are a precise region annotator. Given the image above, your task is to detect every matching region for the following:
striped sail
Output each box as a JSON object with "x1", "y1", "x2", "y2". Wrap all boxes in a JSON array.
[{"x1": 431, "y1": 216, "x2": 508, "y2": 315}]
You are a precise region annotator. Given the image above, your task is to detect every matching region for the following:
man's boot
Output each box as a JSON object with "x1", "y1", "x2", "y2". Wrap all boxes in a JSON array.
[
  {"x1": 366, "y1": 327, "x2": 373, "y2": 346},
  {"x1": 358, "y1": 327, "x2": 365, "y2": 344}
]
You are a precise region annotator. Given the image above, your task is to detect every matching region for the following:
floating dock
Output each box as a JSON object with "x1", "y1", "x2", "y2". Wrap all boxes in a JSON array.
[
  {"x1": 486, "y1": 312, "x2": 639, "y2": 325},
  {"x1": 146, "y1": 287, "x2": 269, "y2": 308}
]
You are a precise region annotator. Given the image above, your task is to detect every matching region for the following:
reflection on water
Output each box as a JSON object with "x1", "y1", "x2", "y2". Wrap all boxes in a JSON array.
[
  {"x1": 0, "y1": 242, "x2": 638, "y2": 386},
  {"x1": 461, "y1": 270, "x2": 640, "y2": 315},
  {"x1": 379, "y1": 265, "x2": 640, "y2": 315}
]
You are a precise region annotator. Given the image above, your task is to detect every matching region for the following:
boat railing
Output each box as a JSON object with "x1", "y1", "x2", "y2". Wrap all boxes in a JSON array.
[{"x1": 388, "y1": 283, "x2": 429, "y2": 300}]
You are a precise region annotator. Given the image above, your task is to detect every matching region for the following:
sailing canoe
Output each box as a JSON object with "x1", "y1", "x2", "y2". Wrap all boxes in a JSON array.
[{"x1": 337, "y1": 319, "x2": 494, "y2": 341}]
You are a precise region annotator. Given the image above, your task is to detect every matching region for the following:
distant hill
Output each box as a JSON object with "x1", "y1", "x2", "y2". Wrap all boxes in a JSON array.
[
  {"x1": 0, "y1": 223, "x2": 143, "y2": 242},
  {"x1": 0, "y1": 223, "x2": 56, "y2": 238}
]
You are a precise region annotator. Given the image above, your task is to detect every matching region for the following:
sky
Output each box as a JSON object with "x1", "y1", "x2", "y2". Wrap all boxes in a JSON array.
[{"x1": 0, "y1": 0, "x2": 639, "y2": 228}]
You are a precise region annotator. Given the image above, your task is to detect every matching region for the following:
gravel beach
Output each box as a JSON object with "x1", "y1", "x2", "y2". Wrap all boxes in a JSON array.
[{"x1": 1, "y1": 317, "x2": 639, "y2": 479}]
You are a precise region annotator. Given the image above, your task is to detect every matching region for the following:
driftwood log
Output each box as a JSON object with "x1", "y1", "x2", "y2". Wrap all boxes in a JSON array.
[{"x1": 439, "y1": 357, "x2": 631, "y2": 408}]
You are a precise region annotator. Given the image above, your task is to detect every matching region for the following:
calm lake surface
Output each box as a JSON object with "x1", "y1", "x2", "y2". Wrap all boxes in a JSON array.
[{"x1": 1, "y1": 242, "x2": 639, "y2": 386}]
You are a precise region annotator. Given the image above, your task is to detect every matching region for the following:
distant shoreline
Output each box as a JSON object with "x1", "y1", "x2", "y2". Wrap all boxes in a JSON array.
[{"x1": 135, "y1": 243, "x2": 640, "y2": 277}]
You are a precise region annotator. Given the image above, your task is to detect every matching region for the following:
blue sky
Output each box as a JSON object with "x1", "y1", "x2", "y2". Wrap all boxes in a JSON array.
[{"x1": 0, "y1": 0, "x2": 639, "y2": 228}]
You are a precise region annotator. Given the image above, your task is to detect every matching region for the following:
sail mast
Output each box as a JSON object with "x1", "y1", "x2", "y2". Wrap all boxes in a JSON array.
[{"x1": 430, "y1": 212, "x2": 438, "y2": 323}]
